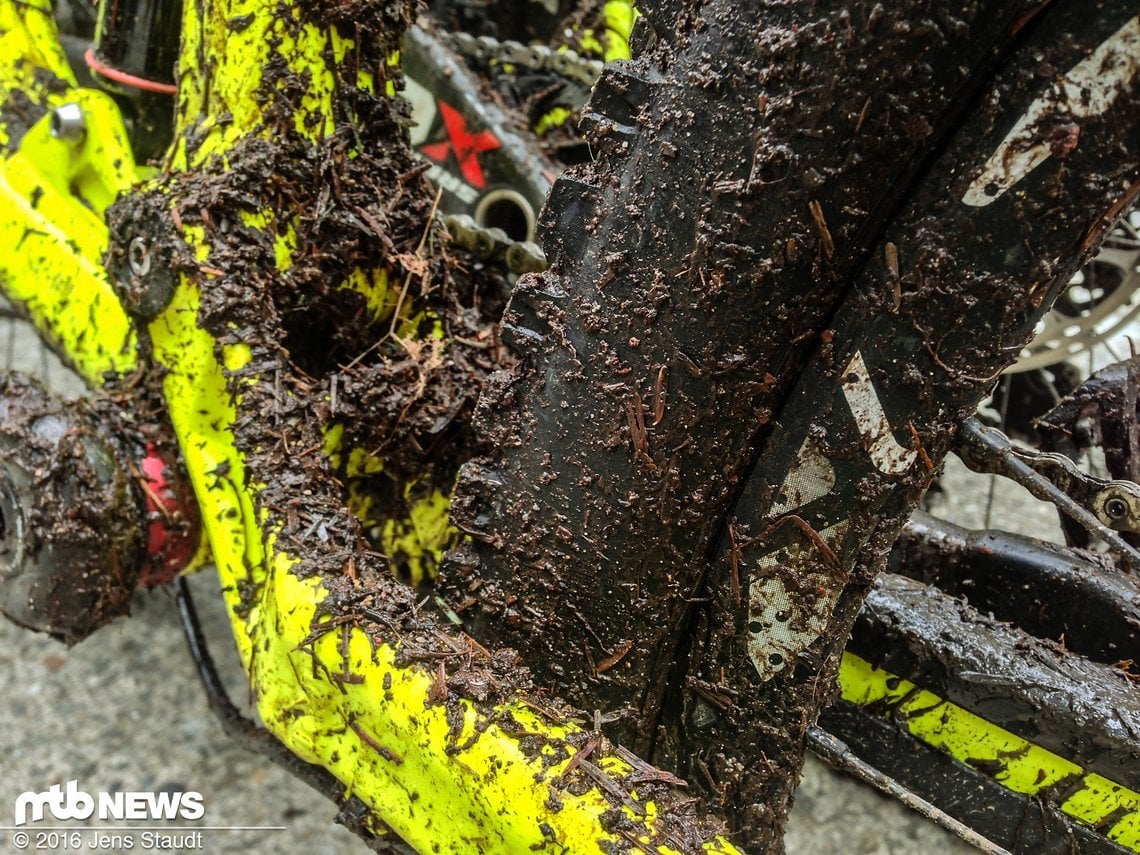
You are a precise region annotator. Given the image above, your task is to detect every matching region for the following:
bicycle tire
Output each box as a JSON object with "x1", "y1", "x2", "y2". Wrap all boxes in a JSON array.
[{"x1": 440, "y1": 0, "x2": 1140, "y2": 847}]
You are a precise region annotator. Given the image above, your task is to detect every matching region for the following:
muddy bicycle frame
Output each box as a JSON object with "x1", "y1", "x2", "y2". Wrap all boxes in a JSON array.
[
  {"x1": 0, "y1": 2, "x2": 745, "y2": 850},
  {"x1": 0, "y1": 0, "x2": 1138, "y2": 852}
]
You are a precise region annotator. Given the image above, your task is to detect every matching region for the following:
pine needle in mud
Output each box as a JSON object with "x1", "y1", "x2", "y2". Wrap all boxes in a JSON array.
[{"x1": 388, "y1": 185, "x2": 444, "y2": 339}]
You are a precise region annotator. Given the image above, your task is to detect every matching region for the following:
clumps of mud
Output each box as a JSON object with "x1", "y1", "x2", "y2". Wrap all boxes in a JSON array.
[
  {"x1": 0, "y1": 373, "x2": 143, "y2": 643},
  {"x1": 95, "y1": 1, "x2": 743, "y2": 846}
]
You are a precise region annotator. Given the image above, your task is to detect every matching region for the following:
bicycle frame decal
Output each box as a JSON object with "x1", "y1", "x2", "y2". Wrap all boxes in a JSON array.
[
  {"x1": 420, "y1": 100, "x2": 502, "y2": 190},
  {"x1": 405, "y1": 78, "x2": 480, "y2": 207},
  {"x1": 402, "y1": 26, "x2": 553, "y2": 241},
  {"x1": 744, "y1": 348, "x2": 929, "y2": 678},
  {"x1": 745, "y1": 347, "x2": 928, "y2": 682},
  {"x1": 840, "y1": 351, "x2": 919, "y2": 476},
  {"x1": 746, "y1": 521, "x2": 848, "y2": 681}
]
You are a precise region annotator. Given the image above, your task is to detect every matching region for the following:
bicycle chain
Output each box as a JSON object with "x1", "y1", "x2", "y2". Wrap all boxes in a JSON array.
[
  {"x1": 438, "y1": 30, "x2": 604, "y2": 88},
  {"x1": 956, "y1": 418, "x2": 1140, "y2": 558},
  {"x1": 442, "y1": 213, "x2": 549, "y2": 275}
]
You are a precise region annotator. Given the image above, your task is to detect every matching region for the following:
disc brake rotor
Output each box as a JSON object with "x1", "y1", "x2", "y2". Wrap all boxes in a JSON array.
[{"x1": 1010, "y1": 208, "x2": 1140, "y2": 374}]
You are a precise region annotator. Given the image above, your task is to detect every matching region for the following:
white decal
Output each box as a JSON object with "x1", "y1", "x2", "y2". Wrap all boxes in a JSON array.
[
  {"x1": 746, "y1": 522, "x2": 848, "y2": 680},
  {"x1": 768, "y1": 436, "x2": 836, "y2": 516},
  {"x1": 403, "y1": 76, "x2": 437, "y2": 147},
  {"x1": 841, "y1": 350, "x2": 918, "y2": 475},
  {"x1": 425, "y1": 163, "x2": 479, "y2": 205},
  {"x1": 745, "y1": 351, "x2": 920, "y2": 681},
  {"x1": 962, "y1": 16, "x2": 1140, "y2": 207}
]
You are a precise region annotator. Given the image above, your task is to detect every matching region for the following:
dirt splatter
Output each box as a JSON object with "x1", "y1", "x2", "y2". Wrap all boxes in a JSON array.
[
  {"x1": 437, "y1": 0, "x2": 1139, "y2": 847},
  {"x1": 0, "y1": 373, "x2": 143, "y2": 643},
  {"x1": 97, "y1": 0, "x2": 736, "y2": 847}
]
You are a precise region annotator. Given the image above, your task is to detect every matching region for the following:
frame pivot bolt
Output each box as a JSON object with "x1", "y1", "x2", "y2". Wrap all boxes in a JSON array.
[
  {"x1": 49, "y1": 103, "x2": 86, "y2": 143},
  {"x1": 128, "y1": 236, "x2": 152, "y2": 276}
]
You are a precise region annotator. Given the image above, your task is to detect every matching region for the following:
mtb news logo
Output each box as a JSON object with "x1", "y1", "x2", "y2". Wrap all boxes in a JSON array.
[{"x1": 13, "y1": 781, "x2": 204, "y2": 826}]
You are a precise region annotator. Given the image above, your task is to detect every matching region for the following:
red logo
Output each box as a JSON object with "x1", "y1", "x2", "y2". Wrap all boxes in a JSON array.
[{"x1": 420, "y1": 101, "x2": 501, "y2": 189}]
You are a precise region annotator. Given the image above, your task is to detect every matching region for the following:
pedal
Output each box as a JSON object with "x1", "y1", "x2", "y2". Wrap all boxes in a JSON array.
[{"x1": 0, "y1": 372, "x2": 199, "y2": 643}]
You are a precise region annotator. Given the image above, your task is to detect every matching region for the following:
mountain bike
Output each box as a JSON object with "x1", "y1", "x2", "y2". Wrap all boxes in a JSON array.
[{"x1": 0, "y1": 0, "x2": 1136, "y2": 853}]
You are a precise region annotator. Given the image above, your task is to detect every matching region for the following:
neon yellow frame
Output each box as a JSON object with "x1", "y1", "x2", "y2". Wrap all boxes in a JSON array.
[
  {"x1": 840, "y1": 653, "x2": 1140, "y2": 851},
  {"x1": 0, "y1": 1, "x2": 1134, "y2": 852},
  {"x1": 0, "y1": 3, "x2": 138, "y2": 384}
]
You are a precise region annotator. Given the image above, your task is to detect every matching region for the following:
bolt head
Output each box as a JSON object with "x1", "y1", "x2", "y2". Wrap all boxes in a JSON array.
[
  {"x1": 128, "y1": 236, "x2": 152, "y2": 277},
  {"x1": 50, "y1": 103, "x2": 86, "y2": 142}
]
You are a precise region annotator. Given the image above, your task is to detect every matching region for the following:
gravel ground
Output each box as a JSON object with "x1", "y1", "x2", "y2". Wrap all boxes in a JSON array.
[{"x1": 0, "y1": 308, "x2": 1036, "y2": 855}]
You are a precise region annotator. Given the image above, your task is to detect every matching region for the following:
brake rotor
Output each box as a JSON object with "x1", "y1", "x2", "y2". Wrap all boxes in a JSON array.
[{"x1": 1011, "y1": 209, "x2": 1140, "y2": 374}]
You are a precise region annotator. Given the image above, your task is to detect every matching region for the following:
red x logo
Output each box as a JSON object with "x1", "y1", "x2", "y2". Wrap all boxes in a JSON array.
[{"x1": 420, "y1": 101, "x2": 501, "y2": 190}]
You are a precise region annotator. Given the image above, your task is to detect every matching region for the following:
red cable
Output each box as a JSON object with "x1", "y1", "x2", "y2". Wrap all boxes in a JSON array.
[{"x1": 84, "y1": 47, "x2": 177, "y2": 96}]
